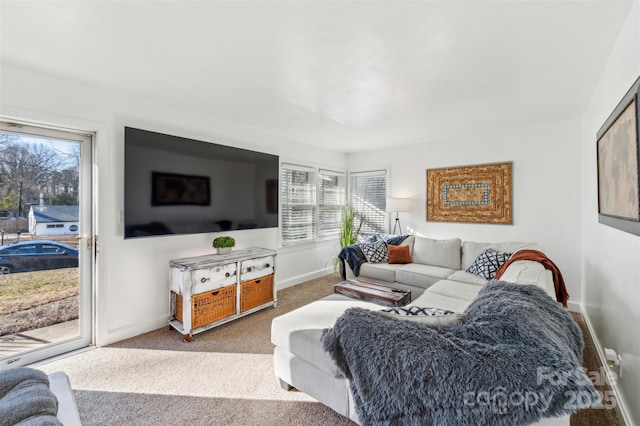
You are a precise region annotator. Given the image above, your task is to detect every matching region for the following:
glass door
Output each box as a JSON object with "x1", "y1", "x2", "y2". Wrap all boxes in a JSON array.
[{"x1": 0, "y1": 120, "x2": 94, "y2": 368}]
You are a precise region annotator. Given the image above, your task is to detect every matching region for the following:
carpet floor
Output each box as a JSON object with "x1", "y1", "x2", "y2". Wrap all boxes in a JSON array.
[{"x1": 37, "y1": 275, "x2": 620, "y2": 425}]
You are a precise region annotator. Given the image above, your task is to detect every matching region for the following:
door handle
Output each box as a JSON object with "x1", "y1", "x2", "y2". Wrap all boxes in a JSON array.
[{"x1": 76, "y1": 234, "x2": 93, "y2": 250}]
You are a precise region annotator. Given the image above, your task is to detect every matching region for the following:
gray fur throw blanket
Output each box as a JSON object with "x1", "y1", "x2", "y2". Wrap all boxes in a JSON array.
[{"x1": 322, "y1": 281, "x2": 598, "y2": 426}]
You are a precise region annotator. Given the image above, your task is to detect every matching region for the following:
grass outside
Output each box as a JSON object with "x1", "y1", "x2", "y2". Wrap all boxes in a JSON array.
[
  {"x1": 0, "y1": 235, "x2": 81, "y2": 336},
  {"x1": 0, "y1": 268, "x2": 79, "y2": 336},
  {"x1": 0, "y1": 268, "x2": 78, "y2": 315}
]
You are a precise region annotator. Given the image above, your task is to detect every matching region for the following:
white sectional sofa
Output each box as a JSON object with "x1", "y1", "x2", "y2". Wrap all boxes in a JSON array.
[{"x1": 271, "y1": 236, "x2": 569, "y2": 425}]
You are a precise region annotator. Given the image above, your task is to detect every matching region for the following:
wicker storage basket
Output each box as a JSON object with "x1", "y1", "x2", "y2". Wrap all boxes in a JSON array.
[
  {"x1": 240, "y1": 274, "x2": 274, "y2": 312},
  {"x1": 175, "y1": 284, "x2": 236, "y2": 328}
]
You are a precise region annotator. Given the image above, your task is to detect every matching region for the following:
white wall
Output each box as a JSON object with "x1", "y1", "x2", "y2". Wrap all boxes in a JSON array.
[
  {"x1": 580, "y1": 2, "x2": 640, "y2": 423},
  {"x1": 348, "y1": 118, "x2": 583, "y2": 306},
  {"x1": 0, "y1": 61, "x2": 346, "y2": 345}
]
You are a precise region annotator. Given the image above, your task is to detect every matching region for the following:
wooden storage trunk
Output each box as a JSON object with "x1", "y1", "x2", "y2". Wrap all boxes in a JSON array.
[
  {"x1": 176, "y1": 284, "x2": 236, "y2": 328},
  {"x1": 240, "y1": 274, "x2": 274, "y2": 312}
]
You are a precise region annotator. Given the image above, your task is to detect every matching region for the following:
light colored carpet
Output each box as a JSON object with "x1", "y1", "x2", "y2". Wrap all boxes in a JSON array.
[
  {"x1": 38, "y1": 274, "x2": 354, "y2": 426},
  {"x1": 37, "y1": 274, "x2": 619, "y2": 425}
]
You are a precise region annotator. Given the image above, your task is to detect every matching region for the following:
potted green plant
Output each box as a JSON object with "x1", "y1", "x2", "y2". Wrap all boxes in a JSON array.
[
  {"x1": 333, "y1": 205, "x2": 364, "y2": 275},
  {"x1": 212, "y1": 236, "x2": 235, "y2": 255}
]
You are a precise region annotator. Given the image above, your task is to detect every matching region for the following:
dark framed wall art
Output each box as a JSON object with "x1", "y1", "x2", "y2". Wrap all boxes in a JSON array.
[
  {"x1": 597, "y1": 76, "x2": 640, "y2": 236},
  {"x1": 151, "y1": 172, "x2": 211, "y2": 206}
]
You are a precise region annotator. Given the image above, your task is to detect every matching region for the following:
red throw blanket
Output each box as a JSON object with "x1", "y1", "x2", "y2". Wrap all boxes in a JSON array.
[{"x1": 494, "y1": 249, "x2": 569, "y2": 307}]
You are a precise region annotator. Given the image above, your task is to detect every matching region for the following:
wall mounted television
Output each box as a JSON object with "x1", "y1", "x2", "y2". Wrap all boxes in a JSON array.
[{"x1": 124, "y1": 127, "x2": 279, "y2": 239}]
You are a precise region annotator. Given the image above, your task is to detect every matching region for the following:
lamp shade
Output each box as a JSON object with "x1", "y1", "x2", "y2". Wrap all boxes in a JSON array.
[{"x1": 387, "y1": 198, "x2": 410, "y2": 212}]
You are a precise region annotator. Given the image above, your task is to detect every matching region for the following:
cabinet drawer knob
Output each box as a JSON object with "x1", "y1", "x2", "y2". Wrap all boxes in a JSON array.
[
  {"x1": 247, "y1": 267, "x2": 252, "y2": 272},
  {"x1": 200, "y1": 277, "x2": 210, "y2": 283},
  {"x1": 264, "y1": 263, "x2": 270, "y2": 268},
  {"x1": 225, "y1": 272, "x2": 230, "y2": 278}
]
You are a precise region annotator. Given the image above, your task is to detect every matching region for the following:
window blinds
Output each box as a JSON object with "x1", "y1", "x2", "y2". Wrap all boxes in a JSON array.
[
  {"x1": 318, "y1": 169, "x2": 346, "y2": 239},
  {"x1": 281, "y1": 164, "x2": 316, "y2": 244},
  {"x1": 349, "y1": 170, "x2": 387, "y2": 240}
]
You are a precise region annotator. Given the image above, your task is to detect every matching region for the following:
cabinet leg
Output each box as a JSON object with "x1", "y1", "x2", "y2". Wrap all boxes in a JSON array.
[
  {"x1": 279, "y1": 378, "x2": 294, "y2": 391},
  {"x1": 182, "y1": 333, "x2": 192, "y2": 343}
]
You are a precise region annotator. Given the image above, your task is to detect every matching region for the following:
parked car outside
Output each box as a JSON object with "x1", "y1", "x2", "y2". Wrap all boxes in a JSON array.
[{"x1": 0, "y1": 240, "x2": 78, "y2": 274}]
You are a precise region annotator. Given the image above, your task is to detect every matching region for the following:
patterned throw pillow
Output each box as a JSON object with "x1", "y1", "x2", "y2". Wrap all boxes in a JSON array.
[
  {"x1": 360, "y1": 240, "x2": 389, "y2": 263},
  {"x1": 381, "y1": 306, "x2": 464, "y2": 326},
  {"x1": 466, "y1": 248, "x2": 512, "y2": 280},
  {"x1": 381, "y1": 306, "x2": 456, "y2": 316}
]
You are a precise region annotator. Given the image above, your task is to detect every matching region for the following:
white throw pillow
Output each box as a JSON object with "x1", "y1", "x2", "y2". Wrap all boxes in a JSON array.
[
  {"x1": 411, "y1": 236, "x2": 461, "y2": 269},
  {"x1": 399, "y1": 235, "x2": 415, "y2": 256}
]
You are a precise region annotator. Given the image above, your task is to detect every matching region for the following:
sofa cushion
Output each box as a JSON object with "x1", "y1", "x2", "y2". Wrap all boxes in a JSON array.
[
  {"x1": 271, "y1": 295, "x2": 382, "y2": 377},
  {"x1": 395, "y1": 264, "x2": 455, "y2": 289},
  {"x1": 360, "y1": 240, "x2": 388, "y2": 263},
  {"x1": 359, "y1": 262, "x2": 402, "y2": 282},
  {"x1": 399, "y1": 235, "x2": 415, "y2": 256},
  {"x1": 500, "y1": 260, "x2": 555, "y2": 297},
  {"x1": 422, "y1": 279, "x2": 485, "y2": 303},
  {"x1": 447, "y1": 270, "x2": 489, "y2": 285},
  {"x1": 387, "y1": 244, "x2": 411, "y2": 264},
  {"x1": 410, "y1": 290, "x2": 473, "y2": 313},
  {"x1": 466, "y1": 248, "x2": 512, "y2": 280},
  {"x1": 411, "y1": 236, "x2": 461, "y2": 269},
  {"x1": 461, "y1": 241, "x2": 537, "y2": 270}
]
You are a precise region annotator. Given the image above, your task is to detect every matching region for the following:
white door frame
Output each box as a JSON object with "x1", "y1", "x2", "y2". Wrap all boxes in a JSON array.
[{"x1": 0, "y1": 119, "x2": 95, "y2": 368}]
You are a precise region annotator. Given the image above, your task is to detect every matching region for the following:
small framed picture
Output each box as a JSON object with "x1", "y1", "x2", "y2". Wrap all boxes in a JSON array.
[{"x1": 151, "y1": 172, "x2": 211, "y2": 206}]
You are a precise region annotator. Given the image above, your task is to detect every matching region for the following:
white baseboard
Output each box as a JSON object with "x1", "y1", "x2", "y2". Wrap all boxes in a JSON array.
[
  {"x1": 578, "y1": 303, "x2": 633, "y2": 426},
  {"x1": 276, "y1": 267, "x2": 334, "y2": 290},
  {"x1": 106, "y1": 315, "x2": 168, "y2": 345},
  {"x1": 567, "y1": 300, "x2": 581, "y2": 312}
]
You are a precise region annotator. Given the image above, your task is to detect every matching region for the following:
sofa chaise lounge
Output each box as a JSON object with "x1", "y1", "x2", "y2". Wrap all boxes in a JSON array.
[{"x1": 271, "y1": 236, "x2": 577, "y2": 425}]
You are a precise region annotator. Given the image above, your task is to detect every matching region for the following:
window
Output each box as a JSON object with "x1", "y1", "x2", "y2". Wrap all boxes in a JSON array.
[
  {"x1": 349, "y1": 170, "x2": 387, "y2": 240},
  {"x1": 281, "y1": 164, "x2": 317, "y2": 244},
  {"x1": 318, "y1": 169, "x2": 346, "y2": 240},
  {"x1": 15, "y1": 244, "x2": 38, "y2": 254},
  {"x1": 280, "y1": 164, "x2": 347, "y2": 245},
  {"x1": 41, "y1": 244, "x2": 65, "y2": 254}
]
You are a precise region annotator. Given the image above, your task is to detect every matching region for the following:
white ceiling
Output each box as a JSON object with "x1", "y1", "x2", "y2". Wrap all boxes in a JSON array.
[{"x1": 0, "y1": 1, "x2": 632, "y2": 153}]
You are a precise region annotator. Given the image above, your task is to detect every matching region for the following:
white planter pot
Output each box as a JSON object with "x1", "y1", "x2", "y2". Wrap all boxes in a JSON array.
[{"x1": 216, "y1": 247, "x2": 232, "y2": 255}]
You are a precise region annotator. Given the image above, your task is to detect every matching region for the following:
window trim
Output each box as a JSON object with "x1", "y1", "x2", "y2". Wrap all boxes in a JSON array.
[{"x1": 279, "y1": 161, "x2": 347, "y2": 247}]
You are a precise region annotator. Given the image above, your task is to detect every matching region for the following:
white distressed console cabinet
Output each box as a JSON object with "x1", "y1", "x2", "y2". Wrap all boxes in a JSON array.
[{"x1": 169, "y1": 247, "x2": 276, "y2": 341}]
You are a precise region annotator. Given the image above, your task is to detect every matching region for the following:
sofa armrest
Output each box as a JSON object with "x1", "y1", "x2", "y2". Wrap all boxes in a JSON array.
[
  {"x1": 499, "y1": 260, "x2": 555, "y2": 298},
  {"x1": 48, "y1": 371, "x2": 81, "y2": 426}
]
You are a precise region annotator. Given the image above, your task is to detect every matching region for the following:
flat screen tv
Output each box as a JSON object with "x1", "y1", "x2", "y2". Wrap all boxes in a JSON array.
[{"x1": 124, "y1": 127, "x2": 279, "y2": 238}]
